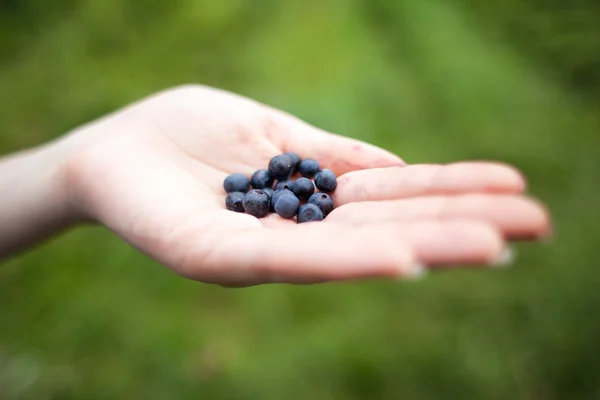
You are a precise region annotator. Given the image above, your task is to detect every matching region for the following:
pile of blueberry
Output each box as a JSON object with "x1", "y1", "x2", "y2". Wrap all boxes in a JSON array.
[{"x1": 223, "y1": 152, "x2": 337, "y2": 223}]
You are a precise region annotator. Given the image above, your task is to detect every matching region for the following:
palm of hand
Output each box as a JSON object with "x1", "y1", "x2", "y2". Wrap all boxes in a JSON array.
[{"x1": 66, "y1": 85, "x2": 549, "y2": 286}]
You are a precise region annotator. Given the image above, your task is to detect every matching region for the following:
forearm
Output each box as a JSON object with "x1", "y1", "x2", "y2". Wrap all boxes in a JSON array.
[{"x1": 0, "y1": 139, "x2": 78, "y2": 259}]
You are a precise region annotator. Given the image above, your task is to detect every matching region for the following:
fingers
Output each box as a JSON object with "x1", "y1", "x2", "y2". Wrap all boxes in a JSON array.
[
  {"x1": 333, "y1": 162, "x2": 526, "y2": 205},
  {"x1": 401, "y1": 220, "x2": 504, "y2": 267},
  {"x1": 328, "y1": 194, "x2": 551, "y2": 240},
  {"x1": 271, "y1": 112, "x2": 406, "y2": 175},
  {"x1": 297, "y1": 132, "x2": 406, "y2": 176},
  {"x1": 184, "y1": 220, "x2": 505, "y2": 286}
]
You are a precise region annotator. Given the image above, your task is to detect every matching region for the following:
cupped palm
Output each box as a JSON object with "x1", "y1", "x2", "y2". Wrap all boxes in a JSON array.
[{"x1": 66, "y1": 85, "x2": 550, "y2": 286}]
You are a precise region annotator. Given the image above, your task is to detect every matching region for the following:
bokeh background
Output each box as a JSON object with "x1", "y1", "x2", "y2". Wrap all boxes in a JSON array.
[{"x1": 1, "y1": 0, "x2": 599, "y2": 399}]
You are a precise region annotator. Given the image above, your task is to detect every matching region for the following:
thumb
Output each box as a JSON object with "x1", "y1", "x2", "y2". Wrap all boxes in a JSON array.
[{"x1": 272, "y1": 111, "x2": 407, "y2": 176}]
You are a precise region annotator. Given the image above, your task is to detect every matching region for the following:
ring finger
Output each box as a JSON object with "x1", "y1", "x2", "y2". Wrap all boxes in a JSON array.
[{"x1": 327, "y1": 194, "x2": 550, "y2": 240}]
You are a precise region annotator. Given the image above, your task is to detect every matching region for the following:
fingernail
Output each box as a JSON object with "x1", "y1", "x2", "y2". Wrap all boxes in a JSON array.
[
  {"x1": 490, "y1": 246, "x2": 515, "y2": 268},
  {"x1": 402, "y1": 263, "x2": 428, "y2": 280}
]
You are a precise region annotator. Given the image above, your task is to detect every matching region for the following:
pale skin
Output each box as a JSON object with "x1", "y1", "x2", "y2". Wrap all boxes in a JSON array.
[{"x1": 0, "y1": 85, "x2": 551, "y2": 286}]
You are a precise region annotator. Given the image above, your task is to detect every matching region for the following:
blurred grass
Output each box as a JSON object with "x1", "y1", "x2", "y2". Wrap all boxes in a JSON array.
[{"x1": 1, "y1": 0, "x2": 600, "y2": 399}]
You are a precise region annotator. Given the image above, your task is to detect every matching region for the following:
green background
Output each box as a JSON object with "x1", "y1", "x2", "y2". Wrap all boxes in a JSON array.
[{"x1": 1, "y1": 0, "x2": 599, "y2": 398}]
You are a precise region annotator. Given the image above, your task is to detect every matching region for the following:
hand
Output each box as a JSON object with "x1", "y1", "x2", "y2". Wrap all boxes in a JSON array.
[{"x1": 61, "y1": 85, "x2": 550, "y2": 286}]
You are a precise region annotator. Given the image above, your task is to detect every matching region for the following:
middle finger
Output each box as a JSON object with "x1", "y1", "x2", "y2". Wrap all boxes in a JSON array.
[{"x1": 333, "y1": 162, "x2": 526, "y2": 205}]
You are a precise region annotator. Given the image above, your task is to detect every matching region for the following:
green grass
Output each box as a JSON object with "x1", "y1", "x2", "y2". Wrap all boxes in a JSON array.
[{"x1": 1, "y1": 0, "x2": 599, "y2": 398}]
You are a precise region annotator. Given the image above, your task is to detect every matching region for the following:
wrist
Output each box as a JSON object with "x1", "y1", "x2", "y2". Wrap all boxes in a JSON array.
[
  {"x1": 0, "y1": 124, "x2": 107, "y2": 258},
  {"x1": 0, "y1": 140, "x2": 76, "y2": 257},
  {"x1": 39, "y1": 136, "x2": 89, "y2": 226}
]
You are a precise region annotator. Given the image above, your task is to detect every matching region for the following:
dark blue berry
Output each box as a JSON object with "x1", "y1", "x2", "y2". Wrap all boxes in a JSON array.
[
  {"x1": 268, "y1": 154, "x2": 294, "y2": 180},
  {"x1": 298, "y1": 159, "x2": 320, "y2": 178},
  {"x1": 263, "y1": 188, "x2": 274, "y2": 211},
  {"x1": 284, "y1": 152, "x2": 301, "y2": 174},
  {"x1": 314, "y1": 169, "x2": 337, "y2": 193},
  {"x1": 263, "y1": 188, "x2": 274, "y2": 200},
  {"x1": 223, "y1": 173, "x2": 250, "y2": 193},
  {"x1": 272, "y1": 189, "x2": 294, "y2": 212},
  {"x1": 297, "y1": 203, "x2": 324, "y2": 223},
  {"x1": 225, "y1": 192, "x2": 245, "y2": 213},
  {"x1": 292, "y1": 177, "x2": 315, "y2": 200},
  {"x1": 250, "y1": 169, "x2": 273, "y2": 189},
  {"x1": 308, "y1": 192, "x2": 334, "y2": 216},
  {"x1": 242, "y1": 189, "x2": 270, "y2": 218},
  {"x1": 275, "y1": 179, "x2": 294, "y2": 191},
  {"x1": 274, "y1": 194, "x2": 300, "y2": 219}
]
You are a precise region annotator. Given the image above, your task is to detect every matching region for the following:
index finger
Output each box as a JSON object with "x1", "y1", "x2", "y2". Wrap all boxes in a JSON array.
[{"x1": 270, "y1": 111, "x2": 406, "y2": 175}]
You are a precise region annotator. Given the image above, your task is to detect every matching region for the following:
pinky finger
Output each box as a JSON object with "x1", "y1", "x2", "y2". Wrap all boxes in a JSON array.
[
  {"x1": 187, "y1": 220, "x2": 507, "y2": 286},
  {"x1": 198, "y1": 223, "x2": 416, "y2": 286}
]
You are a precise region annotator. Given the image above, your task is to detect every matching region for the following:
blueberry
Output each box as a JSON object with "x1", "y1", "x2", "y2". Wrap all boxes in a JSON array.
[
  {"x1": 250, "y1": 169, "x2": 274, "y2": 189},
  {"x1": 284, "y1": 152, "x2": 301, "y2": 174},
  {"x1": 263, "y1": 188, "x2": 274, "y2": 201},
  {"x1": 242, "y1": 189, "x2": 270, "y2": 218},
  {"x1": 263, "y1": 188, "x2": 275, "y2": 212},
  {"x1": 275, "y1": 179, "x2": 294, "y2": 191},
  {"x1": 308, "y1": 192, "x2": 334, "y2": 216},
  {"x1": 225, "y1": 192, "x2": 245, "y2": 213},
  {"x1": 292, "y1": 177, "x2": 315, "y2": 200},
  {"x1": 272, "y1": 189, "x2": 294, "y2": 212},
  {"x1": 314, "y1": 169, "x2": 337, "y2": 193},
  {"x1": 298, "y1": 159, "x2": 320, "y2": 178},
  {"x1": 223, "y1": 173, "x2": 250, "y2": 193},
  {"x1": 274, "y1": 194, "x2": 300, "y2": 219},
  {"x1": 268, "y1": 154, "x2": 294, "y2": 180},
  {"x1": 297, "y1": 203, "x2": 324, "y2": 223}
]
